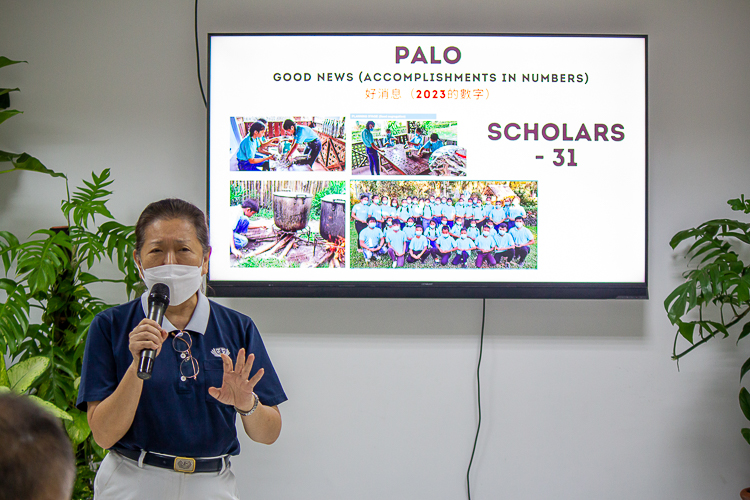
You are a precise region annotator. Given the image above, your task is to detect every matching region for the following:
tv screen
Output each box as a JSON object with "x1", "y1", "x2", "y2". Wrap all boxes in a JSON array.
[{"x1": 207, "y1": 34, "x2": 647, "y2": 299}]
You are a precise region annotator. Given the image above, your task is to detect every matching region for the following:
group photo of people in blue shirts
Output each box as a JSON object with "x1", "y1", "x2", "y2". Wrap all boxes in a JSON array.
[
  {"x1": 351, "y1": 120, "x2": 465, "y2": 177},
  {"x1": 349, "y1": 180, "x2": 537, "y2": 269},
  {"x1": 229, "y1": 116, "x2": 346, "y2": 172}
]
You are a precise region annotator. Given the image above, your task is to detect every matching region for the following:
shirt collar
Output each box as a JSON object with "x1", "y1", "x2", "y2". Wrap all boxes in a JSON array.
[{"x1": 140, "y1": 291, "x2": 210, "y2": 334}]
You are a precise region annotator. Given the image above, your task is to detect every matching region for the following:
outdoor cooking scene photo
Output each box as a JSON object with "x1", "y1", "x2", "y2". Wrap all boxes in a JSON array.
[
  {"x1": 229, "y1": 116, "x2": 346, "y2": 172},
  {"x1": 351, "y1": 119, "x2": 466, "y2": 177},
  {"x1": 230, "y1": 180, "x2": 346, "y2": 269},
  {"x1": 350, "y1": 180, "x2": 537, "y2": 270}
]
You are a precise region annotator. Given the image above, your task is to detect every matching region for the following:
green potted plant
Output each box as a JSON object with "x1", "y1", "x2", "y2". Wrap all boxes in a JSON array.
[
  {"x1": 1, "y1": 55, "x2": 141, "y2": 499},
  {"x1": 665, "y1": 194, "x2": 750, "y2": 499}
]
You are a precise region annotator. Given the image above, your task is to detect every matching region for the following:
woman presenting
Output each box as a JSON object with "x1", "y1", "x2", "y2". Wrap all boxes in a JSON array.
[{"x1": 77, "y1": 198, "x2": 287, "y2": 499}]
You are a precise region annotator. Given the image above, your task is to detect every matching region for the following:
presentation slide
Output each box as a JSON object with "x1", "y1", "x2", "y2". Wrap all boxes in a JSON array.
[{"x1": 208, "y1": 34, "x2": 646, "y2": 292}]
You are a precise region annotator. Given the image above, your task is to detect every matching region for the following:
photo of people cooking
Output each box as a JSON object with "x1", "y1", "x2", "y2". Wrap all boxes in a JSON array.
[
  {"x1": 351, "y1": 119, "x2": 466, "y2": 177},
  {"x1": 349, "y1": 180, "x2": 537, "y2": 269},
  {"x1": 230, "y1": 180, "x2": 346, "y2": 268},
  {"x1": 229, "y1": 116, "x2": 345, "y2": 172}
]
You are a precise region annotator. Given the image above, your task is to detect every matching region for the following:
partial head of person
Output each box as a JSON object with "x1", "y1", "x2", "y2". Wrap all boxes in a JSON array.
[
  {"x1": 407, "y1": 217, "x2": 415, "y2": 226},
  {"x1": 430, "y1": 133, "x2": 439, "y2": 142},
  {"x1": 241, "y1": 198, "x2": 259, "y2": 217},
  {"x1": 441, "y1": 226, "x2": 450, "y2": 234},
  {"x1": 499, "y1": 222, "x2": 509, "y2": 232},
  {"x1": 282, "y1": 118, "x2": 296, "y2": 134},
  {"x1": 134, "y1": 198, "x2": 211, "y2": 307},
  {"x1": 386, "y1": 128, "x2": 391, "y2": 133},
  {"x1": 515, "y1": 216, "x2": 525, "y2": 226},
  {"x1": 367, "y1": 217, "x2": 377, "y2": 228},
  {"x1": 360, "y1": 194, "x2": 370, "y2": 204},
  {"x1": 0, "y1": 393, "x2": 75, "y2": 500},
  {"x1": 249, "y1": 121, "x2": 266, "y2": 139},
  {"x1": 366, "y1": 120, "x2": 375, "y2": 130},
  {"x1": 460, "y1": 228, "x2": 468, "y2": 238}
]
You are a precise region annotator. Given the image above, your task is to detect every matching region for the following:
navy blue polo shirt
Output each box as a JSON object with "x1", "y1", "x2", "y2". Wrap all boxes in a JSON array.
[{"x1": 76, "y1": 293, "x2": 287, "y2": 457}]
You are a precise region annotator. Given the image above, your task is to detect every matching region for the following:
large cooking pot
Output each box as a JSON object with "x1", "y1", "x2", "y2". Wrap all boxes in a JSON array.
[
  {"x1": 273, "y1": 191, "x2": 312, "y2": 232},
  {"x1": 320, "y1": 194, "x2": 346, "y2": 242}
]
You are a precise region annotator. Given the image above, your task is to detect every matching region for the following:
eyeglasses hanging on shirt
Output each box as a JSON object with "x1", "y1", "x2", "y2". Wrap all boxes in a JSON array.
[{"x1": 172, "y1": 331, "x2": 200, "y2": 381}]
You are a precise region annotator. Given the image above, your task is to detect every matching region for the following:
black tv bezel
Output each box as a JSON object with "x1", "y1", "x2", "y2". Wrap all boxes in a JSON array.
[{"x1": 206, "y1": 33, "x2": 648, "y2": 300}]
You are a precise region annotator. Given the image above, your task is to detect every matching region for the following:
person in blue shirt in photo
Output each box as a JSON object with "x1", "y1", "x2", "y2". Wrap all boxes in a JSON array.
[
  {"x1": 361, "y1": 120, "x2": 381, "y2": 175},
  {"x1": 452, "y1": 228, "x2": 476, "y2": 268},
  {"x1": 418, "y1": 133, "x2": 445, "y2": 158},
  {"x1": 509, "y1": 216, "x2": 535, "y2": 266},
  {"x1": 236, "y1": 122, "x2": 274, "y2": 171},
  {"x1": 385, "y1": 221, "x2": 408, "y2": 268},
  {"x1": 471, "y1": 198, "x2": 487, "y2": 230},
  {"x1": 424, "y1": 220, "x2": 440, "y2": 250},
  {"x1": 283, "y1": 118, "x2": 322, "y2": 167},
  {"x1": 403, "y1": 217, "x2": 418, "y2": 241},
  {"x1": 432, "y1": 197, "x2": 445, "y2": 226},
  {"x1": 475, "y1": 226, "x2": 498, "y2": 268},
  {"x1": 490, "y1": 200, "x2": 507, "y2": 231},
  {"x1": 455, "y1": 196, "x2": 468, "y2": 225},
  {"x1": 383, "y1": 128, "x2": 395, "y2": 147},
  {"x1": 406, "y1": 225, "x2": 433, "y2": 264},
  {"x1": 230, "y1": 198, "x2": 267, "y2": 259},
  {"x1": 406, "y1": 127, "x2": 425, "y2": 150},
  {"x1": 368, "y1": 194, "x2": 383, "y2": 228},
  {"x1": 396, "y1": 200, "x2": 411, "y2": 228},
  {"x1": 506, "y1": 197, "x2": 527, "y2": 230},
  {"x1": 442, "y1": 198, "x2": 456, "y2": 228},
  {"x1": 435, "y1": 225, "x2": 457, "y2": 266},
  {"x1": 450, "y1": 217, "x2": 464, "y2": 238},
  {"x1": 359, "y1": 217, "x2": 386, "y2": 261},
  {"x1": 466, "y1": 221, "x2": 480, "y2": 241},
  {"x1": 351, "y1": 194, "x2": 371, "y2": 249},
  {"x1": 411, "y1": 198, "x2": 424, "y2": 227},
  {"x1": 493, "y1": 222, "x2": 516, "y2": 265}
]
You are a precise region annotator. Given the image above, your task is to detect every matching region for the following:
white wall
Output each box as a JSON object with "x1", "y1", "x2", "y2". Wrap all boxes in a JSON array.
[{"x1": 3, "y1": 0, "x2": 750, "y2": 498}]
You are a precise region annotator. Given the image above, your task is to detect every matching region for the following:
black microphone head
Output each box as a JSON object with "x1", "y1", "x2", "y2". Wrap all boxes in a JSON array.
[{"x1": 148, "y1": 283, "x2": 170, "y2": 308}]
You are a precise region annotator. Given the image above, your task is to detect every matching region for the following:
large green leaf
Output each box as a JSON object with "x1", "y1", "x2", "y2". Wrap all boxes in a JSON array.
[
  {"x1": 0, "y1": 57, "x2": 26, "y2": 69},
  {"x1": 0, "y1": 88, "x2": 19, "y2": 97},
  {"x1": 0, "y1": 278, "x2": 30, "y2": 354},
  {"x1": 0, "y1": 152, "x2": 67, "y2": 178},
  {"x1": 64, "y1": 407, "x2": 91, "y2": 445},
  {"x1": 16, "y1": 229, "x2": 72, "y2": 296},
  {"x1": 8, "y1": 356, "x2": 50, "y2": 393},
  {"x1": 743, "y1": 428, "x2": 750, "y2": 446},
  {"x1": 0, "y1": 230, "x2": 20, "y2": 273},
  {"x1": 0, "y1": 109, "x2": 21, "y2": 125},
  {"x1": 27, "y1": 395, "x2": 73, "y2": 421},
  {"x1": 741, "y1": 356, "x2": 750, "y2": 383},
  {"x1": 740, "y1": 388, "x2": 750, "y2": 422},
  {"x1": 62, "y1": 169, "x2": 114, "y2": 229},
  {"x1": 0, "y1": 355, "x2": 9, "y2": 388},
  {"x1": 738, "y1": 322, "x2": 750, "y2": 345}
]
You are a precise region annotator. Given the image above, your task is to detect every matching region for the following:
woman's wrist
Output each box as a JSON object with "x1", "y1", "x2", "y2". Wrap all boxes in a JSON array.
[{"x1": 235, "y1": 392, "x2": 259, "y2": 416}]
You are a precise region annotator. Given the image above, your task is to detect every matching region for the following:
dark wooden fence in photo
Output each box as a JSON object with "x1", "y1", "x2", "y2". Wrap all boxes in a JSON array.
[{"x1": 230, "y1": 180, "x2": 330, "y2": 210}]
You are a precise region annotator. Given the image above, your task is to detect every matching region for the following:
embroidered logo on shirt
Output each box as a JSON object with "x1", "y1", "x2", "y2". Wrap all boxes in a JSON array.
[{"x1": 211, "y1": 347, "x2": 231, "y2": 358}]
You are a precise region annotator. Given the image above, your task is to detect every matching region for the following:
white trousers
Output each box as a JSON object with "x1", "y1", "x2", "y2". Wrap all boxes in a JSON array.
[{"x1": 94, "y1": 451, "x2": 240, "y2": 500}]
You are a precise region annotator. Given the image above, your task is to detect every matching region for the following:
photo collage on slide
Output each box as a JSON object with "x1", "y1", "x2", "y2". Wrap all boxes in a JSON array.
[{"x1": 228, "y1": 115, "x2": 537, "y2": 271}]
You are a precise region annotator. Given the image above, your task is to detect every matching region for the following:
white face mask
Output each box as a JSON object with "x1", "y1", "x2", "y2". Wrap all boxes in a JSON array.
[{"x1": 140, "y1": 264, "x2": 203, "y2": 306}]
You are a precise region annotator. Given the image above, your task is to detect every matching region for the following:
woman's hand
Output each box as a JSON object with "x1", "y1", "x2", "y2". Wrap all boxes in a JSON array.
[
  {"x1": 128, "y1": 319, "x2": 169, "y2": 363},
  {"x1": 208, "y1": 348, "x2": 264, "y2": 411}
]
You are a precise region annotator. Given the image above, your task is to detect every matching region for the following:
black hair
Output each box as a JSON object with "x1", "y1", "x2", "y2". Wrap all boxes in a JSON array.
[
  {"x1": 360, "y1": 193, "x2": 370, "y2": 200},
  {"x1": 499, "y1": 222, "x2": 508, "y2": 229},
  {"x1": 241, "y1": 198, "x2": 260, "y2": 212},
  {"x1": 430, "y1": 133, "x2": 439, "y2": 141},
  {"x1": 367, "y1": 216, "x2": 376, "y2": 222},
  {"x1": 283, "y1": 118, "x2": 296, "y2": 130},
  {"x1": 515, "y1": 216, "x2": 524, "y2": 221},
  {"x1": 0, "y1": 394, "x2": 75, "y2": 500},
  {"x1": 135, "y1": 198, "x2": 210, "y2": 257},
  {"x1": 249, "y1": 121, "x2": 266, "y2": 136}
]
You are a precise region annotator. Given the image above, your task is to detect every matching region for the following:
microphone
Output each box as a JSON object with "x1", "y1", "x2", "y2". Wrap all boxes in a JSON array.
[{"x1": 137, "y1": 283, "x2": 170, "y2": 380}]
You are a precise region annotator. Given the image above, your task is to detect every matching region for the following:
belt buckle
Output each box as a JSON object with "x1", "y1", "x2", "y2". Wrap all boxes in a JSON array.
[{"x1": 174, "y1": 457, "x2": 196, "y2": 473}]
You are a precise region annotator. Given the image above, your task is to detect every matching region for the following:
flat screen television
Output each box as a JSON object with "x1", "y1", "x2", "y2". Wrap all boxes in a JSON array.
[{"x1": 207, "y1": 34, "x2": 647, "y2": 299}]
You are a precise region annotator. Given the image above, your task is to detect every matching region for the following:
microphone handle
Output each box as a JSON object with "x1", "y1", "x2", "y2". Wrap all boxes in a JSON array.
[{"x1": 137, "y1": 304, "x2": 167, "y2": 380}]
